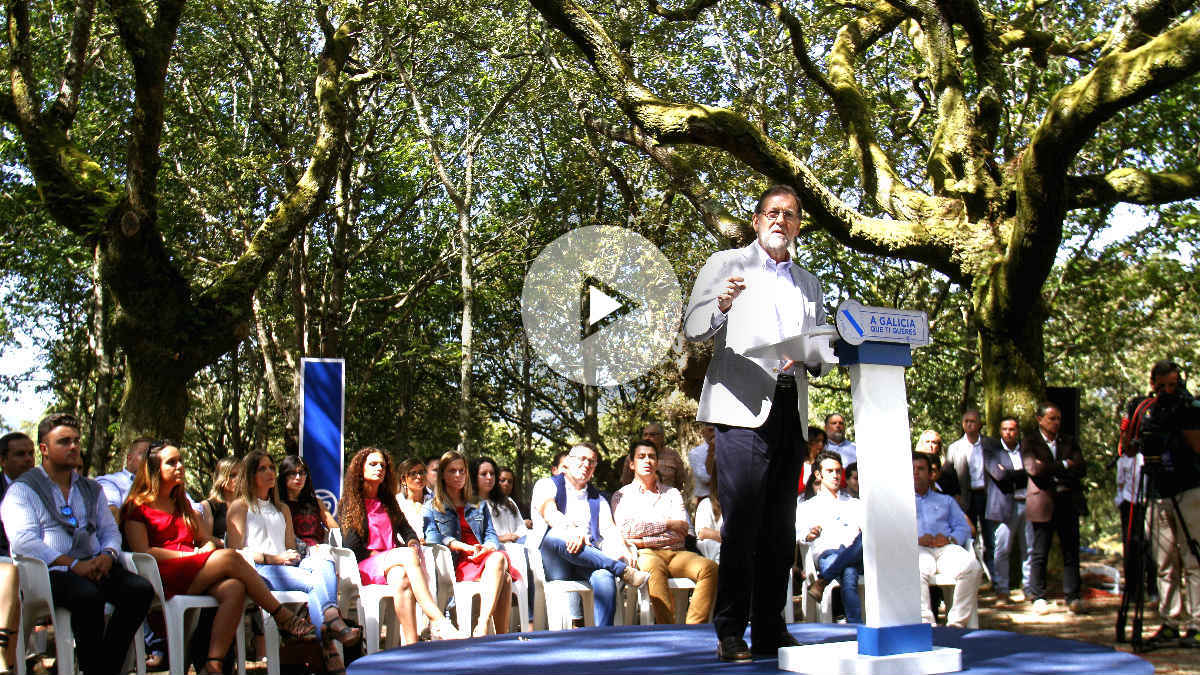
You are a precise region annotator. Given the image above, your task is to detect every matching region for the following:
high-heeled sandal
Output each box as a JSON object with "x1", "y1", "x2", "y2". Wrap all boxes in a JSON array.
[
  {"x1": 269, "y1": 604, "x2": 318, "y2": 641},
  {"x1": 201, "y1": 657, "x2": 225, "y2": 675},
  {"x1": 0, "y1": 628, "x2": 13, "y2": 675},
  {"x1": 322, "y1": 613, "x2": 362, "y2": 645},
  {"x1": 321, "y1": 638, "x2": 346, "y2": 675}
]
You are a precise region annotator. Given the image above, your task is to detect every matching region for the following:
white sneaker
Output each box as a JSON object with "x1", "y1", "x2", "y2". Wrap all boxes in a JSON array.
[
  {"x1": 1032, "y1": 598, "x2": 1050, "y2": 615},
  {"x1": 431, "y1": 617, "x2": 466, "y2": 640},
  {"x1": 621, "y1": 565, "x2": 651, "y2": 588}
]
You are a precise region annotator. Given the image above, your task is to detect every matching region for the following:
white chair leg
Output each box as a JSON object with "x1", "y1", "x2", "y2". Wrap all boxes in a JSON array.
[
  {"x1": 53, "y1": 609, "x2": 74, "y2": 675},
  {"x1": 165, "y1": 608, "x2": 187, "y2": 675}
]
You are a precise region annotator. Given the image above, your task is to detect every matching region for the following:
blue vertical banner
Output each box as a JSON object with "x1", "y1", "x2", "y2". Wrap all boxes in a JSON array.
[{"x1": 300, "y1": 358, "x2": 345, "y2": 517}]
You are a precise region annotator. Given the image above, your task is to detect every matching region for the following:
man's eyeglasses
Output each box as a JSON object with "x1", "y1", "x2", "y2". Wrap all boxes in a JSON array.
[
  {"x1": 570, "y1": 456, "x2": 597, "y2": 467},
  {"x1": 759, "y1": 208, "x2": 799, "y2": 223}
]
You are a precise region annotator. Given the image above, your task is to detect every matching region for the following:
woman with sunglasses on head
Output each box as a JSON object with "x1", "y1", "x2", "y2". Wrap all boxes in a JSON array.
[
  {"x1": 227, "y1": 451, "x2": 358, "y2": 674},
  {"x1": 339, "y1": 448, "x2": 461, "y2": 643},
  {"x1": 395, "y1": 458, "x2": 428, "y2": 544},
  {"x1": 425, "y1": 451, "x2": 517, "y2": 637},
  {"x1": 121, "y1": 442, "x2": 317, "y2": 675},
  {"x1": 472, "y1": 457, "x2": 526, "y2": 544}
]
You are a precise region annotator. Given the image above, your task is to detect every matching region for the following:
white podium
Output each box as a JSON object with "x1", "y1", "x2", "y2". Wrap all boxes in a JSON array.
[{"x1": 779, "y1": 338, "x2": 962, "y2": 675}]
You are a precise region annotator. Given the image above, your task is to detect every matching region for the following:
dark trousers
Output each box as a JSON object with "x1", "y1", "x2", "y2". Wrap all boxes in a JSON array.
[
  {"x1": 1028, "y1": 494, "x2": 1082, "y2": 601},
  {"x1": 49, "y1": 563, "x2": 154, "y2": 675},
  {"x1": 1120, "y1": 500, "x2": 1157, "y2": 597},
  {"x1": 967, "y1": 489, "x2": 989, "y2": 569},
  {"x1": 713, "y1": 378, "x2": 803, "y2": 642}
]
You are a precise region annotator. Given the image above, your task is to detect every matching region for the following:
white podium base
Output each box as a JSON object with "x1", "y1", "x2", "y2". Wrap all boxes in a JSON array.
[{"x1": 778, "y1": 641, "x2": 962, "y2": 675}]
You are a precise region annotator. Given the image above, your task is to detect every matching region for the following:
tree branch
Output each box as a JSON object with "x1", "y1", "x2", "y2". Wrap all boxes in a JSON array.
[
  {"x1": 750, "y1": 0, "x2": 836, "y2": 101},
  {"x1": 646, "y1": 0, "x2": 722, "y2": 20},
  {"x1": 6, "y1": 0, "x2": 40, "y2": 127},
  {"x1": 1067, "y1": 166, "x2": 1200, "y2": 209},
  {"x1": 49, "y1": 0, "x2": 97, "y2": 128},
  {"x1": 1104, "y1": 0, "x2": 1199, "y2": 54},
  {"x1": 398, "y1": 64, "x2": 464, "y2": 209},
  {"x1": 201, "y1": 5, "x2": 361, "y2": 347},
  {"x1": 532, "y1": 0, "x2": 966, "y2": 278}
]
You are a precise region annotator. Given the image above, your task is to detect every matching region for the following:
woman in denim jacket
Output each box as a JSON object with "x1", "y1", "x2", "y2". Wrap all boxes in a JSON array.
[{"x1": 424, "y1": 450, "x2": 520, "y2": 637}]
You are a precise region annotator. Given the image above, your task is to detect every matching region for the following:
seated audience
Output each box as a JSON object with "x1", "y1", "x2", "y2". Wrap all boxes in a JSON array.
[
  {"x1": 918, "y1": 430, "x2": 960, "y2": 497},
  {"x1": 532, "y1": 442, "x2": 648, "y2": 626},
  {"x1": 797, "y1": 451, "x2": 864, "y2": 623},
  {"x1": 279, "y1": 455, "x2": 339, "y2": 549},
  {"x1": 2, "y1": 413, "x2": 153, "y2": 675},
  {"x1": 843, "y1": 462, "x2": 859, "y2": 499},
  {"x1": 121, "y1": 441, "x2": 316, "y2": 674},
  {"x1": 96, "y1": 437, "x2": 151, "y2": 520},
  {"x1": 912, "y1": 452, "x2": 981, "y2": 628},
  {"x1": 0, "y1": 431, "x2": 35, "y2": 490},
  {"x1": 689, "y1": 424, "x2": 715, "y2": 507},
  {"x1": 825, "y1": 413, "x2": 857, "y2": 467},
  {"x1": 395, "y1": 458, "x2": 427, "y2": 543},
  {"x1": 620, "y1": 423, "x2": 688, "y2": 493},
  {"x1": 0, "y1": 432, "x2": 30, "y2": 671},
  {"x1": 201, "y1": 457, "x2": 242, "y2": 543},
  {"x1": 422, "y1": 456, "x2": 440, "y2": 502},
  {"x1": 496, "y1": 466, "x2": 531, "y2": 525},
  {"x1": 798, "y1": 426, "x2": 826, "y2": 499},
  {"x1": 474, "y1": 457, "x2": 527, "y2": 543},
  {"x1": 227, "y1": 451, "x2": 360, "y2": 674},
  {"x1": 549, "y1": 451, "x2": 569, "y2": 476},
  {"x1": 694, "y1": 452, "x2": 722, "y2": 563},
  {"x1": 425, "y1": 451, "x2": 518, "y2": 636},
  {"x1": 338, "y1": 448, "x2": 461, "y2": 642},
  {"x1": 612, "y1": 440, "x2": 717, "y2": 624}
]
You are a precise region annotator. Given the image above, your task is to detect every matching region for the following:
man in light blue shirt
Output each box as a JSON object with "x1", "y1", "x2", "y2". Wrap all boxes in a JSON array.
[
  {"x1": 2, "y1": 413, "x2": 153, "y2": 675},
  {"x1": 96, "y1": 437, "x2": 151, "y2": 519},
  {"x1": 913, "y1": 452, "x2": 981, "y2": 628}
]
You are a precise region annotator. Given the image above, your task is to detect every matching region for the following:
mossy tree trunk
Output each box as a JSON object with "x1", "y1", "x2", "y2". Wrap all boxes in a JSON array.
[{"x1": 0, "y1": 2, "x2": 371, "y2": 444}]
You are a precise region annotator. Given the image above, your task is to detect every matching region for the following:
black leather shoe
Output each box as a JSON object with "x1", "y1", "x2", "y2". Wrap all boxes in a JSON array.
[
  {"x1": 751, "y1": 629, "x2": 801, "y2": 656},
  {"x1": 717, "y1": 636, "x2": 753, "y2": 662}
]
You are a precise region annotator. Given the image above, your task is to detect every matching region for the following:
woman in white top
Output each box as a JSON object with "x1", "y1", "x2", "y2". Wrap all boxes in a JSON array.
[
  {"x1": 695, "y1": 450, "x2": 723, "y2": 563},
  {"x1": 227, "y1": 451, "x2": 359, "y2": 675},
  {"x1": 395, "y1": 457, "x2": 428, "y2": 543},
  {"x1": 473, "y1": 457, "x2": 527, "y2": 543}
]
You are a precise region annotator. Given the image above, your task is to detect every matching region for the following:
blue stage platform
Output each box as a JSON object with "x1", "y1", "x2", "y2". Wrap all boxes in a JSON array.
[{"x1": 346, "y1": 623, "x2": 1152, "y2": 674}]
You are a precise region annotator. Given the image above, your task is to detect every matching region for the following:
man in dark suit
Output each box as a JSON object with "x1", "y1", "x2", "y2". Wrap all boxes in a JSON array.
[
  {"x1": 1023, "y1": 402, "x2": 1088, "y2": 614},
  {"x1": 983, "y1": 416, "x2": 1027, "y2": 603},
  {"x1": 0, "y1": 432, "x2": 35, "y2": 493}
]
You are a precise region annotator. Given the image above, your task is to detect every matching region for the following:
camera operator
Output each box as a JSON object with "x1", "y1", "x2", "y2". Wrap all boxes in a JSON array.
[{"x1": 1123, "y1": 360, "x2": 1200, "y2": 647}]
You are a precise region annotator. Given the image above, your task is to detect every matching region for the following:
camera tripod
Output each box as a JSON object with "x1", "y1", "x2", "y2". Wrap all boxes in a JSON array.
[{"x1": 1116, "y1": 460, "x2": 1200, "y2": 652}]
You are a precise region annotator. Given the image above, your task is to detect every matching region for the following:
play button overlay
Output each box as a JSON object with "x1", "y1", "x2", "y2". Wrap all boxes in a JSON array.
[
  {"x1": 582, "y1": 277, "x2": 637, "y2": 339},
  {"x1": 522, "y1": 226, "x2": 682, "y2": 386}
]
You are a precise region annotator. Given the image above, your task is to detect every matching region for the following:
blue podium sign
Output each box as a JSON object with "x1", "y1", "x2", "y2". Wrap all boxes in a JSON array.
[{"x1": 300, "y1": 358, "x2": 345, "y2": 517}]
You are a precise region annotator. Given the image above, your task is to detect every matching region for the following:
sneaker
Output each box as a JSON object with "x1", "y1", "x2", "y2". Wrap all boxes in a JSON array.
[
  {"x1": 1032, "y1": 598, "x2": 1050, "y2": 615},
  {"x1": 430, "y1": 617, "x2": 466, "y2": 640},
  {"x1": 621, "y1": 565, "x2": 651, "y2": 588}
]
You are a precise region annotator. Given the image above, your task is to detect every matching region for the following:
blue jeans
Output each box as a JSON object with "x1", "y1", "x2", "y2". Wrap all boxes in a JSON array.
[
  {"x1": 984, "y1": 501, "x2": 1026, "y2": 594},
  {"x1": 816, "y1": 535, "x2": 864, "y2": 623},
  {"x1": 539, "y1": 533, "x2": 626, "y2": 625},
  {"x1": 255, "y1": 557, "x2": 339, "y2": 637}
]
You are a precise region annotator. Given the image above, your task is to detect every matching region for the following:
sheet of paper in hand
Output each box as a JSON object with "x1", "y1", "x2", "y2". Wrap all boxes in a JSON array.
[{"x1": 741, "y1": 325, "x2": 839, "y2": 366}]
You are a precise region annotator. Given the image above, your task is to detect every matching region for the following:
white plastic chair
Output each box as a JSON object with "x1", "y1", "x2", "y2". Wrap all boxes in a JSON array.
[
  {"x1": 433, "y1": 543, "x2": 529, "y2": 635},
  {"x1": 329, "y1": 546, "x2": 401, "y2": 654},
  {"x1": 257, "y1": 590, "x2": 310, "y2": 675},
  {"x1": 12, "y1": 554, "x2": 145, "y2": 675},
  {"x1": 126, "y1": 551, "x2": 246, "y2": 675},
  {"x1": 525, "y1": 543, "x2": 594, "y2": 630},
  {"x1": 625, "y1": 576, "x2": 699, "y2": 625}
]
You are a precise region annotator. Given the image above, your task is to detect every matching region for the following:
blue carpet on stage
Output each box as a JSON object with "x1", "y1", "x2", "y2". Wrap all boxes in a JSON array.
[{"x1": 346, "y1": 623, "x2": 1152, "y2": 674}]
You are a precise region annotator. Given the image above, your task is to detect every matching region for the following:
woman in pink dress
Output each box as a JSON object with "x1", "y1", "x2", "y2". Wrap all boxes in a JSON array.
[
  {"x1": 424, "y1": 451, "x2": 517, "y2": 637},
  {"x1": 338, "y1": 448, "x2": 461, "y2": 643},
  {"x1": 121, "y1": 442, "x2": 316, "y2": 674}
]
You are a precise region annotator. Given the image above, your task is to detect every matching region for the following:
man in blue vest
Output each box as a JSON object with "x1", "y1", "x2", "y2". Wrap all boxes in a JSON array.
[
  {"x1": 531, "y1": 442, "x2": 649, "y2": 626},
  {"x1": 1, "y1": 413, "x2": 153, "y2": 675}
]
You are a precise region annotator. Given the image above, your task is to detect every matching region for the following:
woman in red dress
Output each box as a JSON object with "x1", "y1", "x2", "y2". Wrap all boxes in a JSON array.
[
  {"x1": 424, "y1": 451, "x2": 517, "y2": 637},
  {"x1": 121, "y1": 442, "x2": 317, "y2": 674}
]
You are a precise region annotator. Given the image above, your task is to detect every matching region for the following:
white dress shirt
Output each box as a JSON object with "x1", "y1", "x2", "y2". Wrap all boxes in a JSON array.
[
  {"x1": 795, "y1": 490, "x2": 863, "y2": 558},
  {"x1": 689, "y1": 442, "x2": 711, "y2": 499}
]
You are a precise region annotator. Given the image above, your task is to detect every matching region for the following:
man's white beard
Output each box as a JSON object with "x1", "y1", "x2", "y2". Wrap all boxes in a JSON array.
[
  {"x1": 761, "y1": 233, "x2": 789, "y2": 257},
  {"x1": 828, "y1": 432, "x2": 844, "y2": 443}
]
